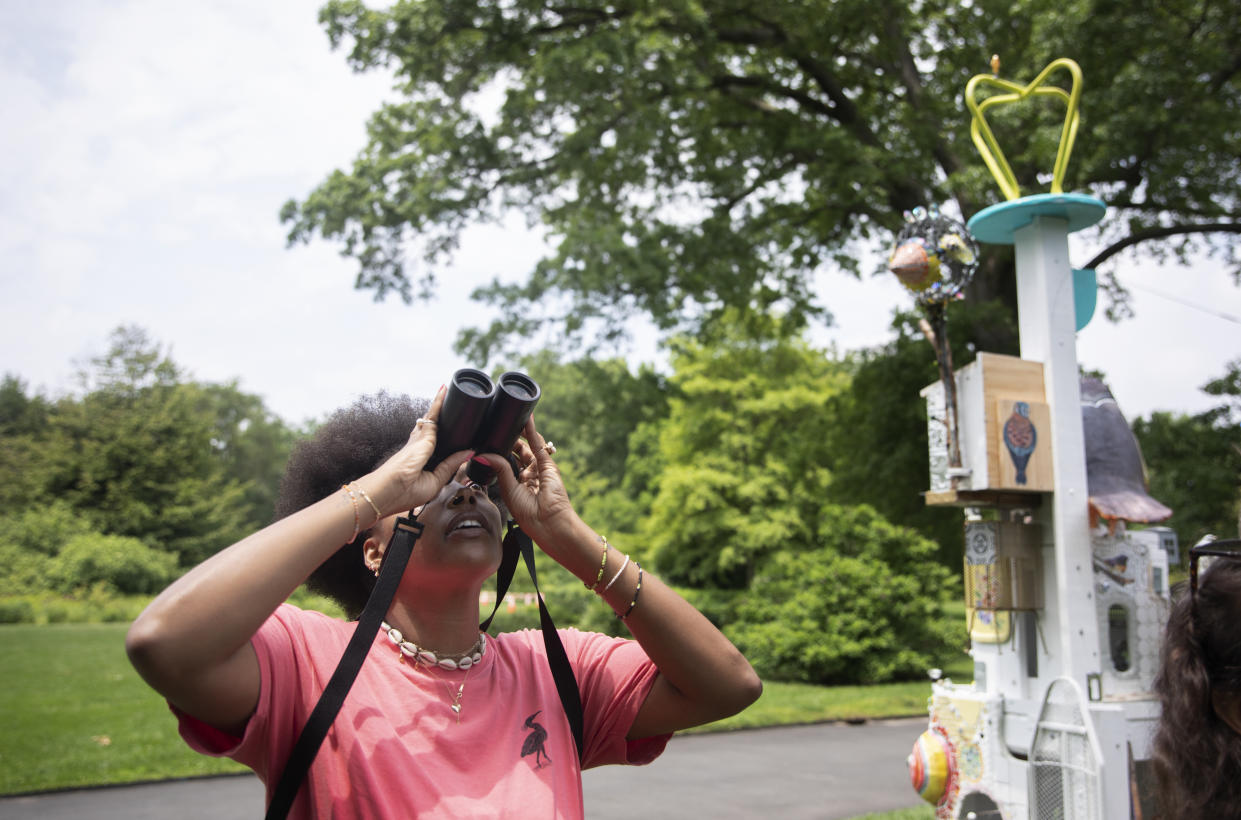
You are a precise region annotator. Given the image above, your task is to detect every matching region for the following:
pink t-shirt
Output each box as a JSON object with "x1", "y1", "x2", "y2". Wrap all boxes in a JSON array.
[{"x1": 176, "y1": 604, "x2": 670, "y2": 818}]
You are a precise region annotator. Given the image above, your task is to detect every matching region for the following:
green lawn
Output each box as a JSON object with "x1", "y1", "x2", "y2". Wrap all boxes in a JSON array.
[
  {"x1": 848, "y1": 809, "x2": 935, "y2": 820},
  {"x1": 0, "y1": 623, "x2": 246, "y2": 794},
  {"x1": 0, "y1": 622, "x2": 968, "y2": 795}
]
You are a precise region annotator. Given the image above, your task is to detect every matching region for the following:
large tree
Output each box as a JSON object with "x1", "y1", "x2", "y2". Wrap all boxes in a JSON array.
[
  {"x1": 637, "y1": 311, "x2": 851, "y2": 587},
  {"x1": 284, "y1": 0, "x2": 1240, "y2": 360}
]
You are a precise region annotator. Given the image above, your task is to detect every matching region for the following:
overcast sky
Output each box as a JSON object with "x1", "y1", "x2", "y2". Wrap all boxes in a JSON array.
[{"x1": 2, "y1": 1, "x2": 1238, "y2": 430}]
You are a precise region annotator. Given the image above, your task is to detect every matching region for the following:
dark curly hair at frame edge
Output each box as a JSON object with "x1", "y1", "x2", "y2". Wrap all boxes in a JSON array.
[
  {"x1": 1152, "y1": 557, "x2": 1241, "y2": 820},
  {"x1": 274, "y1": 392, "x2": 429, "y2": 620}
]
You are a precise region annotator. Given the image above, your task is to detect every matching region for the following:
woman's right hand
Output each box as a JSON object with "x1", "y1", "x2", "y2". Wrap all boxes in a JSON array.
[
  {"x1": 362, "y1": 385, "x2": 474, "y2": 518},
  {"x1": 127, "y1": 386, "x2": 472, "y2": 736}
]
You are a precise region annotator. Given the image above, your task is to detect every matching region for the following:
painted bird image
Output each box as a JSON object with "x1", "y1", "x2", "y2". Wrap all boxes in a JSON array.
[
  {"x1": 521, "y1": 711, "x2": 551, "y2": 769},
  {"x1": 1003, "y1": 401, "x2": 1037, "y2": 485},
  {"x1": 1092, "y1": 554, "x2": 1132, "y2": 585},
  {"x1": 1099, "y1": 554, "x2": 1128, "y2": 574}
]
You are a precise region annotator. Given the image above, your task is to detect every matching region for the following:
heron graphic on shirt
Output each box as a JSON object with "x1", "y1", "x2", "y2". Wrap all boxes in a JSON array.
[{"x1": 522, "y1": 711, "x2": 551, "y2": 768}]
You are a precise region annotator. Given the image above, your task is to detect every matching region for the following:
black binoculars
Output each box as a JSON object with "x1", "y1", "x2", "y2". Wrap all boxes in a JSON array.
[{"x1": 427, "y1": 369, "x2": 541, "y2": 485}]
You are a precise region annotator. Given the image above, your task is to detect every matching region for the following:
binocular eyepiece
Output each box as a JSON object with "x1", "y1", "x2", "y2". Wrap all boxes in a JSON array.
[{"x1": 427, "y1": 369, "x2": 541, "y2": 485}]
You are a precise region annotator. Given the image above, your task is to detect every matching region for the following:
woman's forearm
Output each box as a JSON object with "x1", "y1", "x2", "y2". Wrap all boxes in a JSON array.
[
  {"x1": 547, "y1": 519, "x2": 763, "y2": 735},
  {"x1": 126, "y1": 482, "x2": 373, "y2": 686}
]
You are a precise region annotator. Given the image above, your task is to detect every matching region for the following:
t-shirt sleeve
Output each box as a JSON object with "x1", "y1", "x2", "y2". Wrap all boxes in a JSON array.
[
  {"x1": 173, "y1": 604, "x2": 327, "y2": 781},
  {"x1": 561, "y1": 629, "x2": 672, "y2": 769}
]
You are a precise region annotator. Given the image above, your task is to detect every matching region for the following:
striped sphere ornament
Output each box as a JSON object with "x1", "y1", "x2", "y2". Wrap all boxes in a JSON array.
[{"x1": 908, "y1": 727, "x2": 957, "y2": 806}]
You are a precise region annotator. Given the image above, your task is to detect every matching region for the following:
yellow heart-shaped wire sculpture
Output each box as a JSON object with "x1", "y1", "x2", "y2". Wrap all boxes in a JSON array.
[{"x1": 965, "y1": 58, "x2": 1083, "y2": 201}]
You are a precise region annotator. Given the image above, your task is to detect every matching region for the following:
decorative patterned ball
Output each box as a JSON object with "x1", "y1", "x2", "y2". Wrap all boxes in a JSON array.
[
  {"x1": 909, "y1": 727, "x2": 957, "y2": 805},
  {"x1": 888, "y1": 204, "x2": 980, "y2": 306}
]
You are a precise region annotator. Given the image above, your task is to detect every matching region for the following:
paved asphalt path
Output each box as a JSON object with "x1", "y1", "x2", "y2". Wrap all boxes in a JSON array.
[{"x1": 0, "y1": 718, "x2": 928, "y2": 819}]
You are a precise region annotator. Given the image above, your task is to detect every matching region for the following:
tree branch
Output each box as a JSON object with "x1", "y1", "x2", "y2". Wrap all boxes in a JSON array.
[
  {"x1": 709, "y1": 73, "x2": 836, "y2": 119},
  {"x1": 1084, "y1": 222, "x2": 1241, "y2": 270}
]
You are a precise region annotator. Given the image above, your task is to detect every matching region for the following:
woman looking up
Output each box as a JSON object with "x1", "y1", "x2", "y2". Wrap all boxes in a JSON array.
[{"x1": 126, "y1": 387, "x2": 762, "y2": 819}]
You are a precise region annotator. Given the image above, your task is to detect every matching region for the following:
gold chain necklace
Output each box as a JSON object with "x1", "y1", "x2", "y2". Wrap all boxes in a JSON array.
[
  {"x1": 378, "y1": 622, "x2": 483, "y2": 723},
  {"x1": 424, "y1": 662, "x2": 472, "y2": 723}
]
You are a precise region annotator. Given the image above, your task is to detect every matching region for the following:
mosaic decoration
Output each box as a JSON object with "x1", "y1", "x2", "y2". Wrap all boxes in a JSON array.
[{"x1": 926, "y1": 692, "x2": 996, "y2": 818}]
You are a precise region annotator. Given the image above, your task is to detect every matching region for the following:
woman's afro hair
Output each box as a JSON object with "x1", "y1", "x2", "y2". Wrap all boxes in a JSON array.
[{"x1": 274, "y1": 392, "x2": 428, "y2": 619}]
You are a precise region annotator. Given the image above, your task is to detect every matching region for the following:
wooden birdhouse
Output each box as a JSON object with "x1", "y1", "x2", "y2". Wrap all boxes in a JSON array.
[{"x1": 921, "y1": 352, "x2": 1054, "y2": 505}]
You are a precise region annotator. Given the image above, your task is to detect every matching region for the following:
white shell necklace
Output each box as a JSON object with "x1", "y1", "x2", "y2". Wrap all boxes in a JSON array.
[{"x1": 380, "y1": 621, "x2": 487, "y2": 671}]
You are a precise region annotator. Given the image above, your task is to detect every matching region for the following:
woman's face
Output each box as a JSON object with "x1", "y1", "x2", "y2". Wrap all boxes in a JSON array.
[{"x1": 380, "y1": 461, "x2": 506, "y2": 586}]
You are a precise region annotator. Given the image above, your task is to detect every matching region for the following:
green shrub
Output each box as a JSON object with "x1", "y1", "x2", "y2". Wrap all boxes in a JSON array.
[
  {"x1": 0, "y1": 591, "x2": 154, "y2": 625},
  {"x1": 0, "y1": 502, "x2": 99, "y2": 555},
  {"x1": 0, "y1": 598, "x2": 35, "y2": 623},
  {"x1": 723, "y1": 505, "x2": 957, "y2": 685},
  {"x1": 47, "y1": 533, "x2": 179, "y2": 595},
  {"x1": 43, "y1": 598, "x2": 73, "y2": 623},
  {"x1": 0, "y1": 503, "x2": 100, "y2": 595},
  {"x1": 0, "y1": 544, "x2": 52, "y2": 596}
]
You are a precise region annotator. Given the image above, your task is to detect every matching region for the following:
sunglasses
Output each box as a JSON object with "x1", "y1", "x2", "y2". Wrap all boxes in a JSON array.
[{"x1": 1190, "y1": 537, "x2": 1241, "y2": 615}]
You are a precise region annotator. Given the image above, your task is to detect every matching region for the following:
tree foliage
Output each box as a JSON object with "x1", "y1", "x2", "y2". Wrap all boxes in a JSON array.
[
  {"x1": 639, "y1": 313, "x2": 850, "y2": 588},
  {"x1": 507, "y1": 350, "x2": 672, "y2": 543},
  {"x1": 1133, "y1": 359, "x2": 1241, "y2": 549},
  {"x1": 0, "y1": 327, "x2": 297, "y2": 578},
  {"x1": 194, "y1": 382, "x2": 302, "y2": 528},
  {"x1": 285, "y1": 0, "x2": 1241, "y2": 361},
  {"x1": 513, "y1": 350, "x2": 670, "y2": 490}
]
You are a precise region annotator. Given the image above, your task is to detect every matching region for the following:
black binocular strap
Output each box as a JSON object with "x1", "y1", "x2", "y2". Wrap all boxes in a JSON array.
[
  {"x1": 264, "y1": 516, "x2": 423, "y2": 820},
  {"x1": 265, "y1": 519, "x2": 584, "y2": 820},
  {"x1": 481, "y1": 523, "x2": 586, "y2": 763}
]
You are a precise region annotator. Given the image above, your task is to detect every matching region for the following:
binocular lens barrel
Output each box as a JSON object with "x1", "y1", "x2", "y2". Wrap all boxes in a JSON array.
[
  {"x1": 426, "y1": 369, "x2": 541, "y2": 485},
  {"x1": 455, "y1": 373, "x2": 494, "y2": 398},
  {"x1": 466, "y1": 372, "x2": 541, "y2": 485},
  {"x1": 427, "y1": 368, "x2": 496, "y2": 471}
]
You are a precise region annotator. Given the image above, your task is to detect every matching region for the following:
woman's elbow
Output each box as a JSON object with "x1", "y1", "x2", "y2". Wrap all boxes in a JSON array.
[
  {"x1": 125, "y1": 609, "x2": 179, "y2": 688},
  {"x1": 734, "y1": 666, "x2": 764, "y2": 713},
  {"x1": 716, "y1": 659, "x2": 764, "y2": 718}
]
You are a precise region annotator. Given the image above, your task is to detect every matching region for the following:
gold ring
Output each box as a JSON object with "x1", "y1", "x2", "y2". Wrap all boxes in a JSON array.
[{"x1": 544, "y1": 441, "x2": 557, "y2": 455}]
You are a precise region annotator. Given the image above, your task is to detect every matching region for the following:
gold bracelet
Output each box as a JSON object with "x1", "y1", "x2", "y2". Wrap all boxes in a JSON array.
[
  {"x1": 618, "y1": 564, "x2": 643, "y2": 620},
  {"x1": 352, "y1": 482, "x2": 383, "y2": 524},
  {"x1": 341, "y1": 484, "x2": 361, "y2": 543},
  {"x1": 585, "y1": 535, "x2": 609, "y2": 590}
]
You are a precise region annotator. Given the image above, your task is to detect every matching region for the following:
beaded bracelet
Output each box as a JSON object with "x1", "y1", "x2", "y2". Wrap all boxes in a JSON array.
[
  {"x1": 618, "y1": 564, "x2": 643, "y2": 620},
  {"x1": 585, "y1": 535, "x2": 609, "y2": 590}
]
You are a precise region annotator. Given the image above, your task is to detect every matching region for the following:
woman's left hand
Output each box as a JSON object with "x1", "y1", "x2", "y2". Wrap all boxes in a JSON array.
[
  {"x1": 490, "y1": 416, "x2": 763, "y2": 739},
  {"x1": 485, "y1": 416, "x2": 582, "y2": 552}
]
